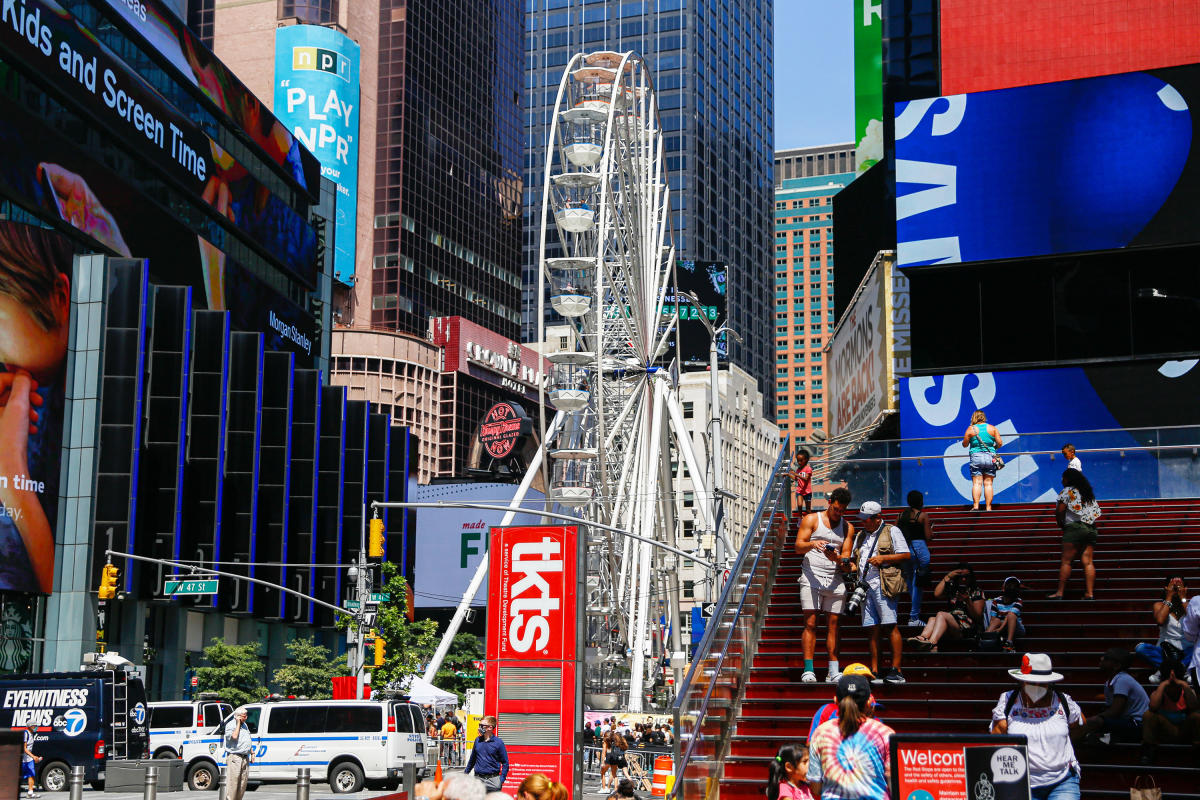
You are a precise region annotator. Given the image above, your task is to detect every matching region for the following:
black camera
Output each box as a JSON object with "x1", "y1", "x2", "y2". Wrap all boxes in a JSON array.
[{"x1": 843, "y1": 572, "x2": 869, "y2": 615}]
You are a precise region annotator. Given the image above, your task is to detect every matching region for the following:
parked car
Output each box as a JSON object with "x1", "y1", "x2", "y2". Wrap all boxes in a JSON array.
[{"x1": 149, "y1": 697, "x2": 233, "y2": 759}]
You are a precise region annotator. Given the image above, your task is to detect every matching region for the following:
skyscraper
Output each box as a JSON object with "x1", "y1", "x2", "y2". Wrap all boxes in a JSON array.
[
  {"x1": 773, "y1": 147, "x2": 855, "y2": 442},
  {"x1": 523, "y1": 1, "x2": 776, "y2": 412}
]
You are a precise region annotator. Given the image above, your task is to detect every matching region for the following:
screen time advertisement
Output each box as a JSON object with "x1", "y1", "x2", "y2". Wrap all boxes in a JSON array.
[
  {"x1": 899, "y1": 361, "x2": 1200, "y2": 506},
  {"x1": 274, "y1": 26, "x2": 360, "y2": 285},
  {"x1": 895, "y1": 64, "x2": 1200, "y2": 268}
]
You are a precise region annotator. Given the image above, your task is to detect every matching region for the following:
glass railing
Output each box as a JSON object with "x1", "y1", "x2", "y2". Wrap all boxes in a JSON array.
[
  {"x1": 815, "y1": 425, "x2": 1200, "y2": 507},
  {"x1": 670, "y1": 439, "x2": 792, "y2": 800}
]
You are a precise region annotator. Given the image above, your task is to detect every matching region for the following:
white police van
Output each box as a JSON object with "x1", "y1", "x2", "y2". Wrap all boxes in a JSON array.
[
  {"x1": 148, "y1": 698, "x2": 233, "y2": 759},
  {"x1": 179, "y1": 698, "x2": 431, "y2": 792}
]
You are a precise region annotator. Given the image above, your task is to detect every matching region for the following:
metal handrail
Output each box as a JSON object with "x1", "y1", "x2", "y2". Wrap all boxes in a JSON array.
[
  {"x1": 669, "y1": 438, "x2": 792, "y2": 800},
  {"x1": 820, "y1": 441, "x2": 1200, "y2": 467},
  {"x1": 819, "y1": 422, "x2": 1200, "y2": 447}
]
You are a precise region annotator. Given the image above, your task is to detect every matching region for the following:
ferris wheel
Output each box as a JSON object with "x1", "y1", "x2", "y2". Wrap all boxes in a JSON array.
[{"x1": 533, "y1": 51, "x2": 719, "y2": 711}]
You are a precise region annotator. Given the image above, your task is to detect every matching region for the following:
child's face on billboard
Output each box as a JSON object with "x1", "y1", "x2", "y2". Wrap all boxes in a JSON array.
[{"x1": 0, "y1": 273, "x2": 69, "y2": 382}]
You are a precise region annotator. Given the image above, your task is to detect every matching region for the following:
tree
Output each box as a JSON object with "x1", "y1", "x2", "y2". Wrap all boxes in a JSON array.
[
  {"x1": 434, "y1": 632, "x2": 483, "y2": 704},
  {"x1": 194, "y1": 639, "x2": 267, "y2": 707},
  {"x1": 367, "y1": 562, "x2": 438, "y2": 686},
  {"x1": 272, "y1": 636, "x2": 347, "y2": 699}
]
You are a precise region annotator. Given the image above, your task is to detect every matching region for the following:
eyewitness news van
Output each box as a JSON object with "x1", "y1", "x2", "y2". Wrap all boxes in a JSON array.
[
  {"x1": 179, "y1": 698, "x2": 431, "y2": 792},
  {"x1": 0, "y1": 666, "x2": 150, "y2": 790}
]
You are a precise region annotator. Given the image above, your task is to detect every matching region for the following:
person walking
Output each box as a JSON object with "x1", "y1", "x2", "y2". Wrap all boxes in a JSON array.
[
  {"x1": 791, "y1": 449, "x2": 814, "y2": 516},
  {"x1": 852, "y1": 501, "x2": 910, "y2": 684},
  {"x1": 896, "y1": 490, "x2": 933, "y2": 627},
  {"x1": 464, "y1": 715, "x2": 509, "y2": 792},
  {"x1": 582, "y1": 721, "x2": 597, "y2": 771},
  {"x1": 793, "y1": 487, "x2": 856, "y2": 683},
  {"x1": 441, "y1": 713, "x2": 459, "y2": 765},
  {"x1": 806, "y1": 674, "x2": 894, "y2": 799},
  {"x1": 990, "y1": 653, "x2": 1084, "y2": 800},
  {"x1": 224, "y1": 708, "x2": 255, "y2": 800},
  {"x1": 962, "y1": 410, "x2": 1002, "y2": 511},
  {"x1": 806, "y1": 663, "x2": 877, "y2": 743},
  {"x1": 22, "y1": 721, "x2": 41, "y2": 799},
  {"x1": 599, "y1": 729, "x2": 630, "y2": 790},
  {"x1": 1049, "y1": 468, "x2": 1101, "y2": 600},
  {"x1": 1061, "y1": 444, "x2": 1081, "y2": 472}
]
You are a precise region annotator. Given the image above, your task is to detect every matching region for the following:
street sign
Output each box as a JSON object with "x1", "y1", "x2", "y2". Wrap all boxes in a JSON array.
[
  {"x1": 362, "y1": 612, "x2": 377, "y2": 628},
  {"x1": 701, "y1": 603, "x2": 716, "y2": 618},
  {"x1": 191, "y1": 676, "x2": 198, "y2": 687},
  {"x1": 345, "y1": 600, "x2": 362, "y2": 610},
  {"x1": 368, "y1": 593, "x2": 390, "y2": 602},
  {"x1": 164, "y1": 579, "x2": 218, "y2": 595}
]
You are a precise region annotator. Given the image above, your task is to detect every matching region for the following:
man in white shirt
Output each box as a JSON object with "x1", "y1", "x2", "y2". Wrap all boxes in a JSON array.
[
  {"x1": 1061, "y1": 444, "x2": 1082, "y2": 472},
  {"x1": 853, "y1": 501, "x2": 911, "y2": 685},
  {"x1": 224, "y1": 709, "x2": 254, "y2": 800}
]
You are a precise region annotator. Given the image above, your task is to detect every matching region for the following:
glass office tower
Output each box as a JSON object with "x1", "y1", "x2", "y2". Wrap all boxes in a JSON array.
[{"x1": 523, "y1": 0, "x2": 776, "y2": 413}]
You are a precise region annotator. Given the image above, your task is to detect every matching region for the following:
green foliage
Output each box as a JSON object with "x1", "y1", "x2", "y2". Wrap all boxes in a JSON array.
[
  {"x1": 194, "y1": 639, "x2": 267, "y2": 707},
  {"x1": 371, "y1": 562, "x2": 438, "y2": 686},
  {"x1": 271, "y1": 636, "x2": 347, "y2": 699},
  {"x1": 434, "y1": 632, "x2": 483, "y2": 704}
]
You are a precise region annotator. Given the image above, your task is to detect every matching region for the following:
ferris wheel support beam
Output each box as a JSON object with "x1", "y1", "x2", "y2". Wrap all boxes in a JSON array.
[
  {"x1": 665, "y1": 387, "x2": 717, "y2": 536},
  {"x1": 420, "y1": 411, "x2": 566, "y2": 684}
]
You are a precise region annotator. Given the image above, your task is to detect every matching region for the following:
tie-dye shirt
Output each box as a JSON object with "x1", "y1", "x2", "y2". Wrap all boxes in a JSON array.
[{"x1": 806, "y1": 717, "x2": 893, "y2": 800}]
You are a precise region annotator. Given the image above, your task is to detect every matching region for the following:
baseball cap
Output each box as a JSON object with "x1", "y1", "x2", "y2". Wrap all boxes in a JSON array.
[
  {"x1": 835, "y1": 674, "x2": 872, "y2": 707},
  {"x1": 858, "y1": 501, "x2": 882, "y2": 517},
  {"x1": 842, "y1": 663, "x2": 875, "y2": 679}
]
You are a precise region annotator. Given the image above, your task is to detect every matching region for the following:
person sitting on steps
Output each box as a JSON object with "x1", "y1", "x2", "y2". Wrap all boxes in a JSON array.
[
  {"x1": 1134, "y1": 575, "x2": 1194, "y2": 684},
  {"x1": 984, "y1": 576, "x2": 1025, "y2": 652},
  {"x1": 1074, "y1": 647, "x2": 1150, "y2": 745},
  {"x1": 1139, "y1": 661, "x2": 1200, "y2": 765},
  {"x1": 908, "y1": 563, "x2": 984, "y2": 652}
]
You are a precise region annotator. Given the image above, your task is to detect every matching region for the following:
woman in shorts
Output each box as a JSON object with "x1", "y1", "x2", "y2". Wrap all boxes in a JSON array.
[
  {"x1": 1049, "y1": 468, "x2": 1101, "y2": 600},
  {"x1": 961, "y1": 410, "x2": 1003, "y2": 511},
  {"x1": 908, "y1": 563, "x2": 984, "y2": 651}
]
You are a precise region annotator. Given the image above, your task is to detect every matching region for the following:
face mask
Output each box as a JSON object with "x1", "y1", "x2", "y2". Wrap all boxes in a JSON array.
[{"x1": 1023, "y1": 684, "x2": 1048, "y2": 703}]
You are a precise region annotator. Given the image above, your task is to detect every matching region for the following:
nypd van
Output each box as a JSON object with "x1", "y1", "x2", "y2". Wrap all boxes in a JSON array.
[
  {"x1": 179, "y1": 699, "x2": 431, "y2": 792},
  {"x1": 0, "y1": 668, "x2": 149, "y2": 791},
  {"x1": 148, "y1": 698, "x2": 233, "y2": 759}
]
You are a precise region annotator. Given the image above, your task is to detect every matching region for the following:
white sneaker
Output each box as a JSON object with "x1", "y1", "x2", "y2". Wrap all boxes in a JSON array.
[
  {"x1": 1148, "y1": 671, "x2": 1162, "y2": 685},
  {"x1": 825, "y1": 671, "x2": 842, "y2": 683},
  {"x1": 907, "y1": 618, "x2": 923, "y2": 627},
  {"x1": 801, "y1": 670, "x2": 818, "y2": 683}
]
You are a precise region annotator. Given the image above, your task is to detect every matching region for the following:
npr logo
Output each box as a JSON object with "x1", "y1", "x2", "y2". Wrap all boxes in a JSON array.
[{"x1": 291, "y1": 46, "x2": 352, "y2": 82}]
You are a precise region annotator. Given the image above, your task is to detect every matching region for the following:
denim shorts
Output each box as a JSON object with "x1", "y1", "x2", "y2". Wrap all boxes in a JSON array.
[
  {"x1": 862, "y1": 582, "x2": 898, "y2": 627},
  {"x1": 969, "y1": 451, "x2": 996, "y2": 477}
]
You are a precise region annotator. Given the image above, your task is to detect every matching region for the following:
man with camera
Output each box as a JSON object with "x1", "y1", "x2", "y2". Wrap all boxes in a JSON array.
[
  {"x1": 848, "y1": 501, "x2": 911, "y2": 685},
  {"x1": 793, "y1": 486, "x2": 856, "y2": 683}
]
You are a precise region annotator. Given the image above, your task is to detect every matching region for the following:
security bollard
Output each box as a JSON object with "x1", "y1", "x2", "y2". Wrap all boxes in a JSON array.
[
  {"x1": 68, "y1": 766, "x2": 85, "y2": 800},
  {"x1": 218, "y1": 768, "x2": 228, "y2": 800},
  {"x1": 402, "y1": 763, "x2": 417, "y2": 798},
  {"x1": 143, "y1": 766, "x2": 158, "y2": 800},
  {"x1": 296, "y1": 768, "x2": 311, "y2": 800}
]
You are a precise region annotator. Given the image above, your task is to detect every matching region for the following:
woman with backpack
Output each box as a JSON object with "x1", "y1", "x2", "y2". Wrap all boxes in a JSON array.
[
  {"x1": 765, "y1": 743, "x2": 812, "y2": 800},
  {"x1": 990, "y1": 653, "x2": 1085, "y2": 800},
  {"x1": 599, "y1": 729, "x2": 629, "y2": 790},
  {"x1": 806, "y1": 674, "x2": 894, "y2": 798}
]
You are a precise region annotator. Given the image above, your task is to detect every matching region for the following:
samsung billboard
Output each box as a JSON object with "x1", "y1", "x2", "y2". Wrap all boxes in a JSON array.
[
  {"x1": 274, "y1": 26, "x2": 361, "y2": 285},
  {"x1": 895, "y1": 64, "x2": 1200, "y2": 268}
]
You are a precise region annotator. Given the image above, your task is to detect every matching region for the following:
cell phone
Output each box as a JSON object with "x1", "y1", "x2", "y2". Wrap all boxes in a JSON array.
[{"x1": 824, "y1": 542, "x2": 838, "y2": 554}]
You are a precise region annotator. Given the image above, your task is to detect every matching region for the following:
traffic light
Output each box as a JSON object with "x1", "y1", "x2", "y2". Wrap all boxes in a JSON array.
[
  {"x1": 368, "y1": 517, "x2": 385, "y2": 558},
  {"x1": 373, "y1": 634, "x2": 385, "y2": 667},
  {"x1": 98, "y1": 564, "x2": 119, "y2": 600}
]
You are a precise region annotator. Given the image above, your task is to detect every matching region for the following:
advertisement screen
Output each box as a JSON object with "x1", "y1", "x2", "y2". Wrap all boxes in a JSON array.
[
  {"x1": 411, "y1": 482, "x2": 544, "y2": 608},
  {"x1": 274, "y1": 26, "x2": 360, "y2": 285},
  {"x1": 895, "y1": 65, "x2": 1200, "y2": 269},
  {"x1": 891, "y1": 736, "x2": 1030, "y2": 800},
  {"x1": 899, "y1": 361, "x2": 1200, "y2": 506},
  {"x1": 0, "y1": 93, "x2": 318, "y2": 363},
  {"x1": 853, "y1": 0, "x2": 883, "y2": 174},
  {"x1": 667, "y1": 259, "x2": 728, "y2": 366},
  {"x1": 0, "y1": 222, "x2": 74, "y2": 595},
  {"x1": 940, "y1": 0, "x2": 1200, "y2": 95}
]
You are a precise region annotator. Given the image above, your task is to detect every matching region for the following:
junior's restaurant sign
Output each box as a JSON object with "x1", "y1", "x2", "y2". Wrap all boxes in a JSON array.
[
  {"x1": 485, "y1": 526, "x2": 580, "y2": 796},
  {"x1": 891, "y1": 734, "x2": 1030, "y2": 800}
]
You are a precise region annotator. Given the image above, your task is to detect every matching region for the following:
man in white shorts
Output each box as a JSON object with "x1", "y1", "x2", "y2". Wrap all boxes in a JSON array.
[
  {"x1": 794, "y1": 486, "x2": 856, "y2": 683},
  {"x1": 853, "y1": 501, "x2": 911, "y2": 685}
]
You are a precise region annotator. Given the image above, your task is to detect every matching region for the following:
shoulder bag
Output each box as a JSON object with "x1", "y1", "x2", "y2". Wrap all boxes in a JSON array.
[{"x1": 972, "y1": 429, "x2": 1005, "y2": 470}]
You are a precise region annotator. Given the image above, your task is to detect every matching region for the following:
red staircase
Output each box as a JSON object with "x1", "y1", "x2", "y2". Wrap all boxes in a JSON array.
[{"x1": 719, "y1": 500, "x2": 1200, "y2": 800}]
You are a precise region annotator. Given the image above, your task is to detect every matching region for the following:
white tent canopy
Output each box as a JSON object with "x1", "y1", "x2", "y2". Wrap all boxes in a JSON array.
[{"x1": 398, "y1": 675, "x2": 457, "y2": 707}]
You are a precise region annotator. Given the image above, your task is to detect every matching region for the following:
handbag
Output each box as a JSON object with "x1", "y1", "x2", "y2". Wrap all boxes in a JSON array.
[
  {"x1": 1131, "y1": 776, "x2": 1161, "y2": 800},
  {"x1": 854, "y1": 526, "x2": 909, "y2": 599},
  {"x1": 971, "y1": 430, "x2": 1005, "y2": 470}
]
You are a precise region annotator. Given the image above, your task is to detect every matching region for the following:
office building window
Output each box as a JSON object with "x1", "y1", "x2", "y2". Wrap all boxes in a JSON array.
[{"x1": 279, "y1": 0, "x2": 338, "y2": 23}]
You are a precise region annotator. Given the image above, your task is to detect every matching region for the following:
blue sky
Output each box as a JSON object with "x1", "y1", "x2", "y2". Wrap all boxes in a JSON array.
[{"x1": 773, "y1": 3, "x2": 854, "y2": 149}]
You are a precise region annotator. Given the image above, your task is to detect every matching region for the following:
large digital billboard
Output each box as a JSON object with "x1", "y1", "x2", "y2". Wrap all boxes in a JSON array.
[
  {"x1": 274, "y1": 26, "x2": 361, "y2": 285},
  {"x1": 940, "y1": 0, "x2": 1200, "y2": 95},
  {"x1": 899, "y1": 361, "x2": 1200, "y2": 506},
  {"x1": 0, "y1": 222, "x2": 74, "y2": 595},
  {"x1": 853, "y1": 0, "x2": 883, "y2": 174},
  {"x1": 895, "y1": 65, "x2": 1200, "y2": 269},
  {"x1": 666, "y1": 259, "x2": 728, "y2": 367}
]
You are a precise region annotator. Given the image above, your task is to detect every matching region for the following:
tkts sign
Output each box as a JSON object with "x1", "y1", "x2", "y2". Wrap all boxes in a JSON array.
[{"x1": 486, "y1": 526, "x2": 580, "y2": 796}]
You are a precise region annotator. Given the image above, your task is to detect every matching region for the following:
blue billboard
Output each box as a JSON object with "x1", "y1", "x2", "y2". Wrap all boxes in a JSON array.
[
  {"x1": 897, "y1": 363, "x2": 1200, "y2": 506},
  {"x1": 895, "y1": 65, "x2": 1200, "y2": 268},
  {"x1": 274, "y1": 26, "x2": 361, "y2": 284}
]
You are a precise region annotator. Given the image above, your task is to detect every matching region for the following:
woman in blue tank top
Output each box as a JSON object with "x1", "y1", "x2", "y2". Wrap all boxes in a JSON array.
[{"x1": 961, "y1": 410, "x2": 1003, "y2": 511}]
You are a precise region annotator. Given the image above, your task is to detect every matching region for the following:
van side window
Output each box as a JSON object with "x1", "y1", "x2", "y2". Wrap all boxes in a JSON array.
[
  {"x1": 204, "y1": 705, "x2": 229, "y2": 728},
  {"x1": 295, "y1": 708, "x2": 327, "y2": 734},
  {"x1": 393, "y1": 705, "x2": 415, "y2": 733},
  {"x1": 150, "y1": 706, "x2": 194, "y2": 729},
  {"x1": 409, "y1": 707, "x2": 425, "y2": 734},
  {"x1": 326, "y1": 705, "x2": 382, "y2": 733},
  {"x1": 266, "y1": 707, "x2": 297, "y2": 733},
  {"x1": 242, "y1": 707, "x2": 261, "y2": 734}
]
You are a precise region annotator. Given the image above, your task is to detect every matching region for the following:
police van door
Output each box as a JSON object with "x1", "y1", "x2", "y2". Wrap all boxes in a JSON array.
[{"x1": 387, "y1": 703, "x2": 425, "y2": 773}]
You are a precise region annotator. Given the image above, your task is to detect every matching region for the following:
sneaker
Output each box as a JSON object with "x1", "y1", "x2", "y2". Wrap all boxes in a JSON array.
[
  {"x1": 870, "y1": 675, "x2": 885, "y2": 685},
  {"x1": 1148, "y1": 671, "x2": 1162, "y2": 685},
  {"x1": 801, "y1": 670, "x2": 817, "y2": 683},
  {"x1": 907, "y1": 618, "x2": 923, "y2": 628},
  {"x1": 825, "y1": 671, "x2": 842, "y2": 683},
  {"x1": 884, "y1": 668, "x2": 907, "y2": 684}
]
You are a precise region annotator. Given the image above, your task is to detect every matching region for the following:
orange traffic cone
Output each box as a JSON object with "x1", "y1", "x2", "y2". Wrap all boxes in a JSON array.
[{"x1": 435, "y1": 757, "x2": 443, "y2": 783}]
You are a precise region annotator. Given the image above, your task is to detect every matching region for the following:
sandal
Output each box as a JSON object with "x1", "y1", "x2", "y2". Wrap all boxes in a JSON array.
[
  {"x1": 1082, "y1": 595, "x2": 1095, "y2": 601},
  {"x1": 1046, "y1": 593, "x2": 1064, "y2": 600}
]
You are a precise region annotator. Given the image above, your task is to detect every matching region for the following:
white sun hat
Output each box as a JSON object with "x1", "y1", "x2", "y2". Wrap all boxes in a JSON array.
[{"x1": 1008, "y1": 652, "x2": 1064, "y2": 684}]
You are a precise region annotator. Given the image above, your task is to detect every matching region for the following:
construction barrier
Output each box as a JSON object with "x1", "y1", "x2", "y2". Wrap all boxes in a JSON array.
[{"x1": 651, "y1": 754, "x2": 673, "y2": 797}]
